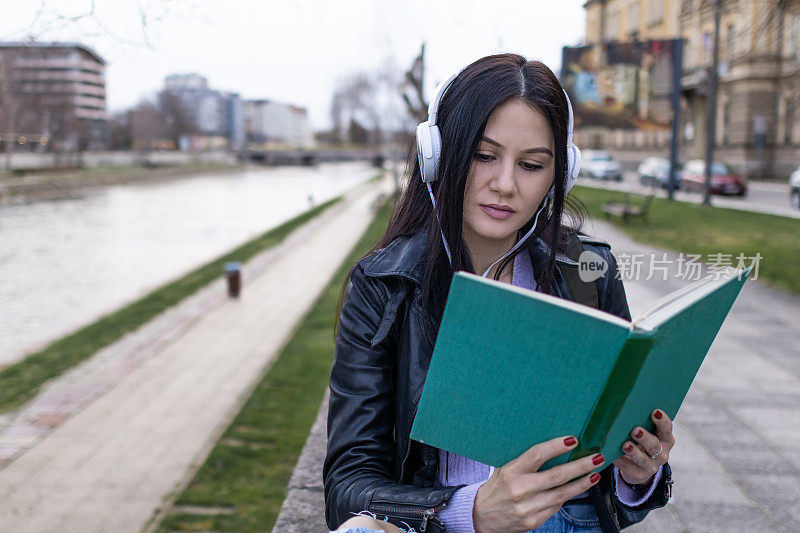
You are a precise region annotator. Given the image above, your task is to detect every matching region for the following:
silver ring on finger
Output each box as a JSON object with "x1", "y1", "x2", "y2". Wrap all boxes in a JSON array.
[{"x1": 649, "y1": 441, "x2": 663, "y2": 460}]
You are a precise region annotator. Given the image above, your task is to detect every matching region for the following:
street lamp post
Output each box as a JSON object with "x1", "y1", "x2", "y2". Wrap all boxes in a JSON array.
[
  {"x1": 668, "y1": 38, "x2": 684, "y2": 201},
  {"x1": 703, "y1": 0, "x2": 723, "y2": 206}
]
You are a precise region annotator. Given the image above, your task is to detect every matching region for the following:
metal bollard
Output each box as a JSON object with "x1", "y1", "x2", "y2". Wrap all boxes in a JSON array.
[{"x1": 225, "y1": 262, "x2": 241, "y2": 298}]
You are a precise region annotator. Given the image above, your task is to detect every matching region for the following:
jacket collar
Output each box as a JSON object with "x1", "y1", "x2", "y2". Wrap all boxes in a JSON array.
[{"x1": 362, "y1": 230, "x2": 578, "y2": 285}]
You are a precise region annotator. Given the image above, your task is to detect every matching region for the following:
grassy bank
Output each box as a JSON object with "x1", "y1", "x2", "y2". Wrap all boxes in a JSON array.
[
  {"x1": 571, "y1": 185, "x2": 800, "y2": 295},
  {"x1": 0, "y1": 197, "x2": 341, "y2": 414},
  {"x1": 0, "y1": 160, "x2": 240, "y2": 180},
  {"x1": 154, "y1": 195, "x2": 393, "y2": 532},
  {"x1": 0, "y1": 161, "x2": 245, "y2": 202}
]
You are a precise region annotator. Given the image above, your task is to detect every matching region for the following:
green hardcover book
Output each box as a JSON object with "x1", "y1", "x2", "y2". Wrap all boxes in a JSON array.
[{"x1": 410, "y1": 266, "x2": 752, "y2": 470}]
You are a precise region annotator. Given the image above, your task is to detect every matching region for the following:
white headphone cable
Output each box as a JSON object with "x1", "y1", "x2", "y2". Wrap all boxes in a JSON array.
[
  {"x1": 427, "y1": 182, "x2": 453, "y2": 264},
  {"x1": 479, "y1": 197, "x2": 547, "y2": 278}
]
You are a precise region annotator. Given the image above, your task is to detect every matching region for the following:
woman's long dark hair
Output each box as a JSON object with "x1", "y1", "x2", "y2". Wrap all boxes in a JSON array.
[{"x1": 341, "y1": 53, "x2": 587, "y2": 325}]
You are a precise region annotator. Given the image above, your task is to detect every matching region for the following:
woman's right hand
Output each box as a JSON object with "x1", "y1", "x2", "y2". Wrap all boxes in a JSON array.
[{"x1": 473, "y1": 436, "x2": 603, "y2": 533}]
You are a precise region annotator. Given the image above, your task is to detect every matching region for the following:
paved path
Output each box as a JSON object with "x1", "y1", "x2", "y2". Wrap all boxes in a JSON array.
[
  {"x1": 276, "y1": 217, "x2": 800, "y2": 532},
  {"x1": 0, "y1": 178, "x2": 389, "y2": 532},
  {"x1": 585, "y1": 218, "x2": 800, "y2": 532}
]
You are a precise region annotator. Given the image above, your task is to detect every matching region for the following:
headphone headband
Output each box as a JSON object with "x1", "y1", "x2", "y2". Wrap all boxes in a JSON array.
[
  {"x1": 416, "y1": 58, "x2": 582, "y2": 273},
  {"x1": 419, "y1": 64, "x2": 579, "y2": 187},
  {"x1": 427, "y1": 69, "x2": 463, "y2": 126}
]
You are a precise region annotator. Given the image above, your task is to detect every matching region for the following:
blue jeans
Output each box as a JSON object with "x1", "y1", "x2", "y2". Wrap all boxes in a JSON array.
[
  {"x1": 333, "y1": 501, "x2": 602, "y2": 533},
  {"x1": 530, "y1": 501, "x2": 603, "y2": 532}
]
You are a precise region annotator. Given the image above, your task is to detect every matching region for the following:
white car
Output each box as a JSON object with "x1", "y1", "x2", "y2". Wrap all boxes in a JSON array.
[
  {"x1": 790, "y1": 165, "x2": 800, "y2": 209},
  {"x1": 580, "y1": 150, "x2": 622, "y2": 181},
  {"x1": 637, "y1": 157, "x2": 682, "y2": 189}
]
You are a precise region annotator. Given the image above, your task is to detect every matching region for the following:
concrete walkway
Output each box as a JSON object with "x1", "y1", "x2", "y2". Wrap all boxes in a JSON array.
[
  {"x1": 0, "y1": 178, "x2": 389, "y2": 532},
  {"x1": 276, "y1": 217, "x2": 800, "y2": 532},
  {"x1": 586, "y1": 218, "x2": 800, "y2": 532}
]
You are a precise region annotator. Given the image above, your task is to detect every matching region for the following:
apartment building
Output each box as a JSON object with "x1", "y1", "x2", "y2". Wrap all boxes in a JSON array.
[
  {"x1": 582, "y1": 0, "x2": 800, "y2": 178},
  {"x1": 161, "y1": 73, "x2": 244, "y2": 151},
  {"x1": 244, "y1": 99, "x2": 312, "y2": 148},
  {"x1": 0, "y1": 42, "x2": 108, "y2": 150}
]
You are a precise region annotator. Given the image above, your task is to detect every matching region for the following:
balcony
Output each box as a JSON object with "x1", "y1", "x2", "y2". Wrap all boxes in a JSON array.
[
  {"x1": 75, "y1": 107, "x2": 107, "y2": 120},
  {"x1": 79, "y1": 59, "x2": 104, "y2": 73},
  {"x1": 73, "y1": 95, "x2": 106, "y2": 110}
]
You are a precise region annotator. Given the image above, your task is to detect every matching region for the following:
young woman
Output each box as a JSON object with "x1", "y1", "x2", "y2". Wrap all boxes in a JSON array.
[{"x1": 324, "y1": 54, "x2": 675, "y2": 533}]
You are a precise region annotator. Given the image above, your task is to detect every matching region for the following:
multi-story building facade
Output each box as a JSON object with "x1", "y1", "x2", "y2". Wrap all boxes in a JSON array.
[
  {"x1": 0, "y1": 42, "x2": 108, "y2": 150},
  {"x1": 160, "y1": 73, "x2": 244, "y2": 151},
  {"x1": 244, "y1": 99, "x2": 312, "y2": 148},
  {"x1": 582, "y1": 0, "x2": 800, "y2": 178}
]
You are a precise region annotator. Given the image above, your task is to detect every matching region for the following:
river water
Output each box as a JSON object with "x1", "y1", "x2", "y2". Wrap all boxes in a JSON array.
[{"x1": 0, "y1": 162, "x2": 377, "y2": 366}]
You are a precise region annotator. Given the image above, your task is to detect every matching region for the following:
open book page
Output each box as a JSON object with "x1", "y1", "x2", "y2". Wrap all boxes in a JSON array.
[
  {"x1": 463, "y1": 272, "x2": 633, "y2": 329},
  {"x1": 632, "y1": 266, "x2": 751, "y2": 331},
  {"x1": 598, "y1": 267, "x2": 751, "y2": 464}
]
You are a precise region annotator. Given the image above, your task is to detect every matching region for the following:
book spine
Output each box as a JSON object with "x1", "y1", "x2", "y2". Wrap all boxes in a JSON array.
[{"x1": 571, "y1": 333, "x2": 654, "y2": 461}]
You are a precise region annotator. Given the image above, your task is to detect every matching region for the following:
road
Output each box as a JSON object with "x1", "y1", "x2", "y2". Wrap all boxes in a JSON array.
[{"x1": 579, "y1": 170, "x2": 800, "y2": 219}]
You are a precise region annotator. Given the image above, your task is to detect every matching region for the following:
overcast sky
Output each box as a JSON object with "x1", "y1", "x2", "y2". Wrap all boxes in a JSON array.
[{"x1": 0, "y1": 0, "x2": 587, "y2": 131}]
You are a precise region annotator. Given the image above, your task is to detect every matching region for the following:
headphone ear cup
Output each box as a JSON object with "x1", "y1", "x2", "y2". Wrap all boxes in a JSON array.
[
  {"x1": 429, "y1": 124, "x2": 442, "y2": 176},
  {"x1": 566, "y1": 145, "x2": 574, "y2": 181},
  {"x1": 416, "y1": 122, "x2": 433, "y2": 183},
  {"x1": 566, "y1": 144, "x2": 581, "y2": 194},
  {"x1": 416, "y1": 121, "x2": 443, "y2": 183}
]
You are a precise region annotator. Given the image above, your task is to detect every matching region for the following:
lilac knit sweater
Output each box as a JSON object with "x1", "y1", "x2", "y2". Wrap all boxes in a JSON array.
[{"x1": 433, "y1": 249, "x2": 663, "y2": 532}]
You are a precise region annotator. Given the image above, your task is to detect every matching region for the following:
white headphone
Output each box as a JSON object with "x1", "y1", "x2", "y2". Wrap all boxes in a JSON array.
[{"x1": 416, "y1": 62, "x2": 582, "y2": 276}]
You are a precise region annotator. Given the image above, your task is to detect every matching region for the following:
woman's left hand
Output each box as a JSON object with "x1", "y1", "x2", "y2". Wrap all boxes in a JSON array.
[{"x1": 613, "y1": 409, "x2": 675, "y2": 485}]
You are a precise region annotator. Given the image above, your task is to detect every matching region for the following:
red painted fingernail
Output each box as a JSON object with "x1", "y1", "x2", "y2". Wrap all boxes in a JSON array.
[
  {"x1": 590, "y1": 473, "x2": 601, "y2": 483},
  {"x1": 564, "y1": 436, "x2": 577, "y2": 446},
  {"x1": 654, "y1": 410, "x2": 663, "y2": 420},
  {"x1": 624, "y1": 443, "x2": 634, "y2": 452},
  {"x1": 635, "y1": 429, "x2": 644, "y2": 438},
  {"x1": 592, "y1": 454, "x2": 605, "y2": 465}
]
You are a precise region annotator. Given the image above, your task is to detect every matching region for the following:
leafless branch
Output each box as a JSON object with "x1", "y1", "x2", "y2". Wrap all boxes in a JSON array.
[{"x1": 4, "y1": 1, "x2": 186, "y2": 50}]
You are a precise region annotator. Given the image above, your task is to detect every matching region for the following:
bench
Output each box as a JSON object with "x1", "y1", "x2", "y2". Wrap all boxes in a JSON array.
[{"x1": 602, "y1": 192, "x2": 654, "y2": 223}]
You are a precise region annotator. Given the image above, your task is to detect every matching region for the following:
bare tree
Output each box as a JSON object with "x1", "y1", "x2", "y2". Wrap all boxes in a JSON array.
[
  {"x1": 109, "y1": 110, "x2": 132, "y2": 150},
  {"x1": 331, "y1": 72, "x2": 383, "y2": 146},
  {"x1": 0, "y1": 2, "x2": 191, "y2": 168},
  {"x1": 330, "y1": 53, "x2": 423, "y2": 189},
  {"x1": 402, "y1": 42, "x2": 427, "y2": 122},
  {"x1": 330, "y1": 56, "x2": 414, "y2": 147},
  {"x1": 130, "y1": 99, "x2": 171, "y2": 154},
  {"x1": 0, "y1": 47, "x2": 55, "y2": 168},
  {"x1": 330, "y1": 89, "x2": 346, "y2": 144},
  {"x1": 159, "y1": 90, "x2": 198, "y2": 148},
  {"x1": 6, "y1": 1, "x2": 189, "y2": 48}
]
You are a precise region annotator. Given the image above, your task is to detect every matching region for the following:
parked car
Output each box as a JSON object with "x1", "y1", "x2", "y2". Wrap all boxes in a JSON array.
[
  {"x1": 637, "y1": 157, "x2": 682, "y2": 190},
  {"x1": 680, "y1": 159, "x2": 747, "y2": 196},
  {"x1": 580, "y1": 150, "x2": 622, "y2": 181},
  {"x1": 790, "y1": 165, "x2": 800, "y2": 209}
]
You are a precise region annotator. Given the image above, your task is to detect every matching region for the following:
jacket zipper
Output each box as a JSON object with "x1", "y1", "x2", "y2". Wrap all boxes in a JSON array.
[
  {"x1": 369, "y1": 502, "x2": 447, "y2": 532},
  {"x1": 398, "y1": 438, "x2": 412, "y2": 481}
]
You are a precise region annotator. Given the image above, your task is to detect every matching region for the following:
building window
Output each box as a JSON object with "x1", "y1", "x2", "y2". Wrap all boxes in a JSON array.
[
  {"x1": 608, "y1": 7, "x2": 620, "y2": 41},
  {"x1": 790, "y1": 13, "x2": 800, "y2": 59},
  {"x1": 702, "y1": 32, "x2": 712, "y2": 66},
  {"x1": 786, "y1": 100, "x2": 795, "y2": 145},
  {"x1": 726, "y1": 23, "x2": 735, "y2": 62},
  {"x1": 723, "y1": 102, "x2": 730, "y2": 145},
  {"x1": 647, "y1": 0, "x2": 664, "y2": 25},
  {"x1": 627, "y1": 0, "x2": 641, "y2": 36}
]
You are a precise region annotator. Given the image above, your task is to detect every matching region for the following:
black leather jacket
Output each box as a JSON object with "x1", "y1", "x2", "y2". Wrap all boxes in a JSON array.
[{"x1": 324, "y1": 230, "x2": 672, "y2": 532}]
